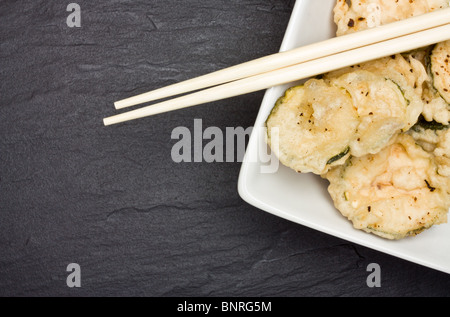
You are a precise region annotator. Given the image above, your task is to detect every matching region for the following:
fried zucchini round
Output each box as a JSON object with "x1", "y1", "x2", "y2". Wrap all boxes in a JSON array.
[
  {"x1": 409, "y1": 118, "x2": 450, "y2": 182},
  {"x1": 330, "y1": 70, "x2": 410, "y2": 157},
  {"x1": 266, "y1": 70, "x2": 413, "y2": 175},
  {"x1": 266, "y1": 82, "x2": 358, "y2": 175},
  {"x1": 325, "y1": 134, "x2": 449, "y2": 240},
  {"x1": 325, "y1": 53, "x2": 427, "y2": 129},
  {"x1": 333, "y1": 0, "x2": 450, "y2": 36}
]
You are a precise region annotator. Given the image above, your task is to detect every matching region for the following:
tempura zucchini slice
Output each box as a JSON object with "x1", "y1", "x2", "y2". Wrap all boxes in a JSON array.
[
  {"x1": 266, "y1": 82, "x2": 358, "y2": 175},
  {"x1": 330, "y1": 70, "x2": 409, "y2": 157},
  {"x1": 325, "y1": 53, "x2": 427, "y2": 129},
  {"x1": 333, "y1": 0, "x2": 450, "y2": 36},
  {"x1": 325, "y1": 134, "x2": 449, "y2": 240}
]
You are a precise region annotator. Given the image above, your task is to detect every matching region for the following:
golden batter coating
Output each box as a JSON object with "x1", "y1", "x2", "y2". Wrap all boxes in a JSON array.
[
  {"x1": 410, "y1": 42, "x2": 450, "y2": 124},
  {"x1": 325, "y1": 134, "x2": 449, "y2": 240},
  {"x1": 266, "y1": 82, "x2": 357, "y2": 175},
  {"x1": 333, "y1": 0, "x2": 450, "y2": 36},
  {"x1": 329, "y1": 70, "x2": 412, "y2": 157},
  {"x1": 325, "y1": 53, "x2": 427, "y2": 129}
]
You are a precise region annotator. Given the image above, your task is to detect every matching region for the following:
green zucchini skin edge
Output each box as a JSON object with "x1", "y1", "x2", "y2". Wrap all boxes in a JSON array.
[
  {"x1": 265, "y1": 84, "x2": 304, "y2": 128},
  {"x1": 386, "y1": 78, "x2": 410, "y2": 106},
  {"x1": 327, "y1": 147, "x2": 350, "y2": 165},
  {"x1": 412, "y1": 115, "x2": 449, "y2": 132}
]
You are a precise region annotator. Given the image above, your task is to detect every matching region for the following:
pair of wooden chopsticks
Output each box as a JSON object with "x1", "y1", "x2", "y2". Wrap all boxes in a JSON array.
[{"x1": 103, "y1": 8, "x2": 450, "y2": 126}]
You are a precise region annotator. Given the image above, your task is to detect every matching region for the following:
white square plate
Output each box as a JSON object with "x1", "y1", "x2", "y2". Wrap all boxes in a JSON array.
[{"x1": 238, "y1": 0, "x2": 450, "y2": 274}]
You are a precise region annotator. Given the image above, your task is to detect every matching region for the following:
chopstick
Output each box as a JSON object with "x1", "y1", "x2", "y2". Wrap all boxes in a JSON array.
[
  {"x1": 112, "y1": 8, "x2": 450, "y2": 110},
  {"x1": 103, "y1": 22, "x2": 450, "y2": 126}
]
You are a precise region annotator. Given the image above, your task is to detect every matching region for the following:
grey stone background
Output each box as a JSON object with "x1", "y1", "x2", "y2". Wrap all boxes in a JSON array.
[{"x1": 1, "y1": 0, "x2": 449, "y2": 296}]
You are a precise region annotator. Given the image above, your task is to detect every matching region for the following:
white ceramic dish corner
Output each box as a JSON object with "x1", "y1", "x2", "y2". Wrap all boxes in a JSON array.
[{"x1": 238, "y1": 0, "x2": 450, "y2": 274}]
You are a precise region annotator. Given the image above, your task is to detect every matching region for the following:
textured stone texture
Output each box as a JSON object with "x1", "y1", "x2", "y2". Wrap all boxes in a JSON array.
[{"x1": 1, "y1": 0, "x2": 449, "y2": 297}]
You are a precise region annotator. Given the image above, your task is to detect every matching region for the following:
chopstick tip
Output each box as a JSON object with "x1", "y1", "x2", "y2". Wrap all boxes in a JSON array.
[
  {"x1": 114, "y1": 101, "x2": 123, "y2": 109},
  {"x1": 103, "y1": 117, "x2": 113, "y2": 126}
]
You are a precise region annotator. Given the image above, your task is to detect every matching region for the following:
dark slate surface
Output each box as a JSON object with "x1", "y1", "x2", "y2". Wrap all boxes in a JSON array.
[{"x1": 1, "y1": 0, "x2": 449, "y2": 297}]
